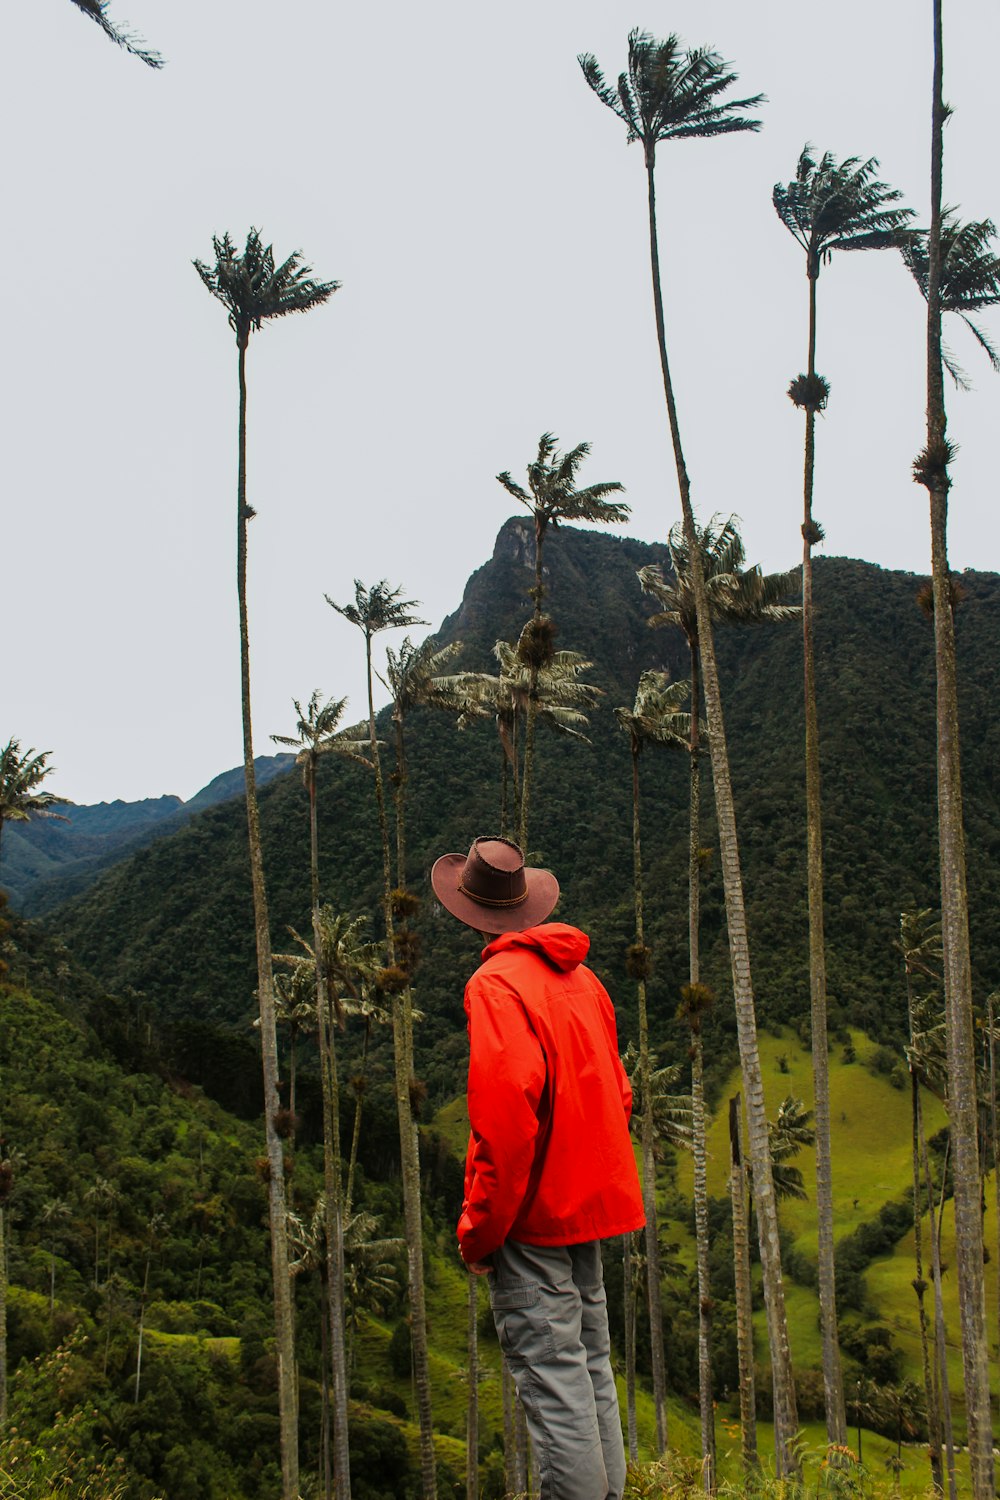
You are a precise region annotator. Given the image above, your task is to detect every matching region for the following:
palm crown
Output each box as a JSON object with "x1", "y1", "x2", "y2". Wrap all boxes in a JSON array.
[
  {"x1": 773, "y1": 148, "x2": 915, "y2": 277},
  {"x1": 496, "y1": 434, "x2": 628, "y2": 534},
  {"x1": 615, "y1": 671, "x2": 693, "y2": 756},
  {"x1": 381, "y1": 638, "x2": 470, "y2": 721},
  {"x1": 902, "y1": 212, "x2": 1000, "y2": 378},
  {"x1": 271, "y1": 692, "x2": 371, "y2": 779},
  {"x1": 639, "y1": 516, "x2": 799, "y2": 647},
  {"x1": 0, "y1": 740, "x2": 69, "y2": 827},
  {"x1": 326, "y1": 581, "x2": 427, "y2": 645},
  {"x1": 578, "y1": 30, "x2": 763, "y2": 156},
  {"x1": 194, "y1": 230, "x2": 339, "y2": 349}
]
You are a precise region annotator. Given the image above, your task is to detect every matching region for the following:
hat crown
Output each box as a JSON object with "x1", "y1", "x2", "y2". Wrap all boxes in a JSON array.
[{"x1": 460, "y1": 838, "x2": 528, "y2": 909}]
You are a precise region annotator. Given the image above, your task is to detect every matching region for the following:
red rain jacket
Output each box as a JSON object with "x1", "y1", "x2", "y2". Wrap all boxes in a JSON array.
[{"x1": 457, "y1": 923, "x2": 644, "y2": 1265}]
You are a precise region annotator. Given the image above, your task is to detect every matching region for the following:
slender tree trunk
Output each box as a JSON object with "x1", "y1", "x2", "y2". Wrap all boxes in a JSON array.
[
  {"x1": 134, "y1": 1254, "x2": 150, "y2": 1403},
  {"x1": 49, "y1": 1246, "x2": 56, "y2": 1318},
  {"x1": 319, "y1": 1267, "x2": 332, "y2": 1500},
  {"x1": 502, "y1": 1359, "x2": 516, "y2": 1495},
  {"x1": 691, "y1": 1031, "x2": 715, "y2": 1491},
  {"x1": 728, "y1": 1097, "x2": 757, "y2": 1473},
  {"x1": 514, "y1": 1398, "x2": 529, "y2": 1495},
  {"x1": 686, "y1": 658, "x2": 715, "y2": 1489},
  {"x1": 345, "y1": 1028, "x2": 370, "y2": 1222},
  {"x1": 920, "y1": 9, "x2": 994, "y2": 1493},
  {"x1": 466, "y1": 1271, "x2": 479, "y2": 1500},
  {"x1": 364, "y1": 647, "x2": 436, "y2": 1500},
  {"x1": 500, "y1": 742, "x2": 509, "y2": 837},
  {"x1": 235, "y1": 335, "x2": 298, "y2": 1500},
  {"x1": 644, "y1": 145, "x2": 798, "y2": 1473},
  {"x1": 989, "y1": 995, "x2": 1000, "y2": 1381},
  {"x1": 311, "y1": 774, "x2": 352, "y2": 1500},
  {"x1": 922, "y1": 1110, "x2": 958, "y2": 1500},
  {"x1": 800, "y1": 265, "x2": 847, "y2": 1453},
  {"x1": 623, "y1": 1233, "x2": 639, "y2": 1465},
  {"x1": 518, "y1": 519, "x2": 546, "y2": 854},
  {"x1": 394, "y1": 717, "x2": 408, "y2": 890},
  {"x1": 631, "y1": 745, "x2": 668, "y2": 1451},
  {"x1": 911, "y1": 1076, "x2": 944, "y2": 1492}
]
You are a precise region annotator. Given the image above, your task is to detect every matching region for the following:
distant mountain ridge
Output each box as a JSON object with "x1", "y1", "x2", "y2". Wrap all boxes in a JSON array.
[{"x1": 3, "y1": 753, "x2": 294, "y2": 914}]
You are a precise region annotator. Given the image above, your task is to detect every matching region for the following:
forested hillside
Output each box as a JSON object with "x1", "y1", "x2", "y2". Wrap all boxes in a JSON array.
[
  {"x1": 4, "y1": 756, "x2": 294, "y2": 918},
  {"x1": 47, "y1": 520, "x2": 1000, "y2": 1109}
]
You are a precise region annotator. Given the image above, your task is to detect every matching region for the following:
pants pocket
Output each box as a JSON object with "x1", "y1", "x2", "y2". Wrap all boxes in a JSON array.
[{"x1": 490, "y1": 1278, "x2": 557, "y2": 1365}]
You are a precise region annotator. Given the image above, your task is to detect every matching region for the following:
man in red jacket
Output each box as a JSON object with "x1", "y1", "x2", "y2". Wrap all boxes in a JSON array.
[{"x1": 431, "y1": 836, "x2": 644, "y2": 1500}]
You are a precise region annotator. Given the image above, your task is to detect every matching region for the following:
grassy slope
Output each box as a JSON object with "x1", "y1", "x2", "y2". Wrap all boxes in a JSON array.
[{"x1": 674, "y1": 1029, "x2": 998, "y2": 1429}]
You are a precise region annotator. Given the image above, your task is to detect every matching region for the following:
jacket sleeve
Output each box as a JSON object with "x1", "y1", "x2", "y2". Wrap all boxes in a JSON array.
[{"x1": 457, "y1": 972, "x2": 547, "y2": 1265}]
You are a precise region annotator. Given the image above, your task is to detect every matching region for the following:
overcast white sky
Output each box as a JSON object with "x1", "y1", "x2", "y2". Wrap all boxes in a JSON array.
[{"x1": 4, "y1": 1, "x2": 997, "y2": 806}]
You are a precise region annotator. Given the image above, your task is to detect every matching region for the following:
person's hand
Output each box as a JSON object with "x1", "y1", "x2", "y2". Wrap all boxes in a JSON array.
[{"x1": 465, "y1": 1259, "x2": 492, "y2": 1276}]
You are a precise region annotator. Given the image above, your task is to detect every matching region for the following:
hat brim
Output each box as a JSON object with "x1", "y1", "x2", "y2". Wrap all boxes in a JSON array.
[{"x1": 430, "y1": 852, "x2": 560, "y2": 934}]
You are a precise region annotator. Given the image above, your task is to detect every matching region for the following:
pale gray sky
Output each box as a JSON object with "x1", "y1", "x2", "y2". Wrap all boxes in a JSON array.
[{"x1": 4, "y1": 1, "x2": 997, "y2": 805}]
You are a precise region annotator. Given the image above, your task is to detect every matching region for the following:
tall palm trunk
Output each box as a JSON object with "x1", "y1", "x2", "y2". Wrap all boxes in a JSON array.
[
  {"x1": 630, "y1": 743, "x2": 668, "y2": 1451},
  {"x1": 728, "y1": 1097, "x2": 757, "y2": 1473},
  {"x1": 364, "y1": 647, "x2": 436, "y2": 1500},
  {"x1": 518, "y1": 520, "x2": 546, "y2": 853},
  {"x1": 687, "y1": 648, "x2": 715, "y2": 1490},
  {"x1": 623, "y1": 1233, "x2": 639, "y2": 1464},
  {"x1": 691, "y1": 1034, "x2": 714, "y2": 1491},
  {"x1": 345, "y1": 1029, "x2": 371, "y2": 1222},
  {"x1": 644, "y1": 145, "x2": 798, "y2": 1472},
  {"x1": 317, "y1": 1000, "x2": 351, "y2": 1500},
  {"x1": 466, "y1": 1272, "x2": 479, "y2": 1500},
  {"x1": 989, "y1": 996, "x2": 1000, "y2": 1378},
  {"x1": 922, "y1": 8, "x2": 994, "y2": 1494},
  {"x1": 800, "y1": 262, "x2": 847, "y2": 1452},
  {"x1": 236, "y1": 336, "x2": 298, "y2": 1500}
]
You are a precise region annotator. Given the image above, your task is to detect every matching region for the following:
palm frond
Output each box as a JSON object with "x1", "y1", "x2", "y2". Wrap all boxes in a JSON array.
[{"x1": 69, "y1": 0, "x2": 163, "y2": 68}]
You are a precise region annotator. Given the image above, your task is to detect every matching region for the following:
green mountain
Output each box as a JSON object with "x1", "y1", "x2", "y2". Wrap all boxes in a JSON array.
[
  {"x1": 46, "y1": 519, "x2": 1000, "y2": 1111},
  {"x1": 4, "y1": 754, "x2": 293, "y2": 917}
]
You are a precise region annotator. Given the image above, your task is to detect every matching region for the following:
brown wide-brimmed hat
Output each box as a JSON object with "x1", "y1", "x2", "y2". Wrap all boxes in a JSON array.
[{"x1": 430, "y1": 837, "x2": 559, "y2": 934}]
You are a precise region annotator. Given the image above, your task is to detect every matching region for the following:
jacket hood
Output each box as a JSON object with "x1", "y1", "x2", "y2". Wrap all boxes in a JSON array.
[{"x1": 482, "y1": 923, "x2": 590, "y2": 972}]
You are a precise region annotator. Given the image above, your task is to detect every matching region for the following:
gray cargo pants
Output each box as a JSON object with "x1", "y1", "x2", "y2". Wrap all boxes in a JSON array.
[{"x1": 488, "y1": 1238, "x2": 626, "y2": 1500}]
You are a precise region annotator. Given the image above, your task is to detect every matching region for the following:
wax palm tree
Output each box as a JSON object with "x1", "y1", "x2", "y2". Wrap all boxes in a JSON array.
[
  {"x1": 254, "y1": 969, "x2": 316, "y2": 1158},
  {"x1": 587, "y1": 35, "x2": 793, "y2": 1448},
  {"x1": 0, "y1": 740, "x2": 69, "y2": 888},
  {"x1": 773, "y1": 148, "x2": 914, "y2": 1448},
  {"x1": 133, "y1": 1213, "x2": 167, "y2": 1404},
  {"x1": 278, "y1": 907, "x2": 381, "y2": 1500},
  {"x1": 195, "y1": 228, "x2": 337, "y2": 1500},
  {"x1": 641, "y1": 520, "x2": 796, "y2": 1468},
  {"x1": 68, "y1": 0, "x2": 162, "y2": 67},
  {"x1": 497, "y1": 434, "x2": 628, "y2": 848},
  {"x1": 381, "y1": 638, "x2": 469, "y2": 889},
  {"x1": 902, "y1": 212, "x2": 1000, "y2": 386},
  {"x1": 326, "y1": 579, "x2": 437, "y2": 1499},
  {"x1": 615, "y1": 672, "x2": 691, "y2": 1452},
  {"x1": 909, "y1": 11, "x2": 995, "y2": 1493}
]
